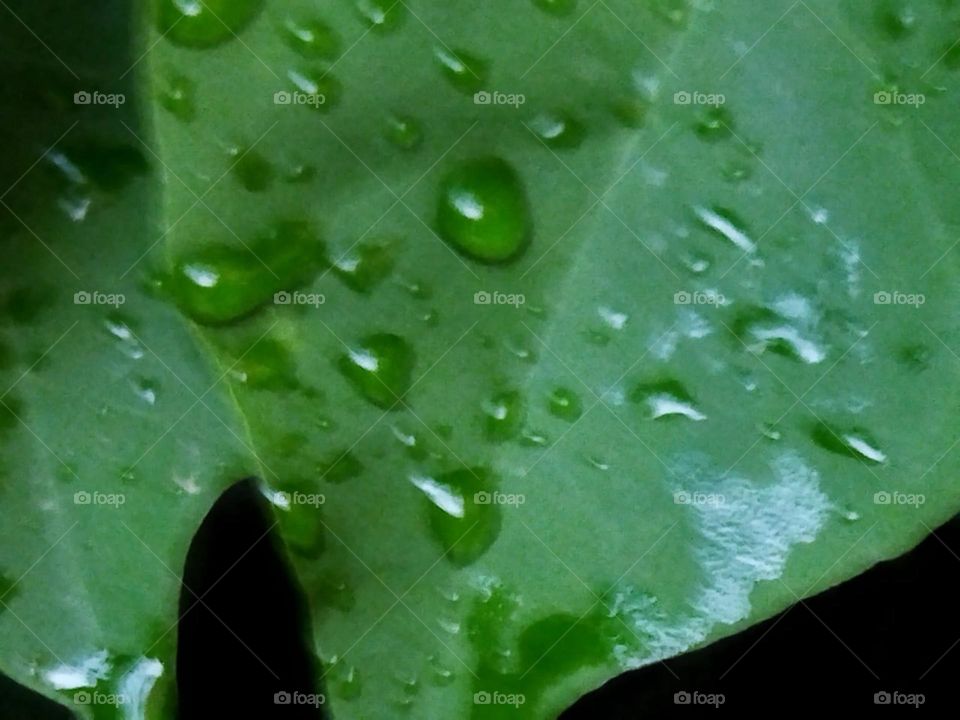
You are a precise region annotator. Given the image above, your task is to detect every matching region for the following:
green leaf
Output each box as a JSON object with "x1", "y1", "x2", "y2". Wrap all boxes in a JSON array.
[{"x1": 3, "y1": 0, "x2": 960, "y2": 718}]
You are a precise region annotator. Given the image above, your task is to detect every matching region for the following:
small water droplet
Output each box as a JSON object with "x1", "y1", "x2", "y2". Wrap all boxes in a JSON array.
[
  {"x1": 227, "y1": 146, "x2": 274, "y2": 192},
  {"x1": 694, "y1": 106, "x2": 735, "y2": 142},
  {"x1": 133, "y1": 377, "x2": 158, "y2": 406},
  {"x1": 528, "y1": 110, "x2": 586, "y2": 149},
  {"x1": 356, "y1": 0, "x2": 405, "y2": 31},
  {"x1": 287, "y1": 68, "x2": 341, "y2": 112},
  {"x1": 437, "y1": 158, "x2": 531, "y2": 263},
  {"x1": 482, "y1": 390, "x2": 525, "y2": 442},
  {"x1": 104, "y1": 315, "x2": 145, "y2": 360},
  {"x1": 548, "y1": 387, "x2": 583, "y2": 422},
  {"x1": 158, "y1": 73, "x2": 196, "y2": 122},
  {"x1": 333, "y1": 237, "x2": 396, "y2": 293},
  {"x1": 338, "y1": 333, "x2": 415, "y2": 409},
  {"x1": 158, "y1": 0, "x2": 264, "y2": 48},
  {"x1": 384, "y1": 112, "x2": 423, "y2": 151},
  {"x1": 434, "y1": 46, "x2": 488, "y2": 94},
  {"x1": 282, "y1": 17, "x2": 340, "y2": 58}
]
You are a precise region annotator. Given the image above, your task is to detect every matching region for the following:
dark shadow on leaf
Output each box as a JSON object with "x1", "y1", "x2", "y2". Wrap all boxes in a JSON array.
[{"x1": 177, "y1": 480, "x2": 326, "y2": 719}]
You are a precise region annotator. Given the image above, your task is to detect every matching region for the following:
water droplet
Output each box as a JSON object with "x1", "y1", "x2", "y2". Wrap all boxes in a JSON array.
[
  {"x1": 158, "y1": 0, "x2": 264, "y2": 48},
  {"x1": 611, "y1": 95, "x2": 648, "y2": 128},
  {"x1": 759, "y1": 422, "x2": 781, "y2": 440},
  {"x1": 384, "y1": 112, "x2": 423, "y2": 151},
  {"x1": 287, "y1": 68, "x2": 341, "y2": 112},
  {"x1": 356, "y1": 0, "x2": 405, "y2": 31},
  {"x1": 329, "y1": 662, "x2": 362, "y2": 700},
  {"x1": 282, "y1": 17, "x2": 340, "y2": 58},
  {"x1": 877, "y1": 1, "x2": 916, "y2": 39},
  {"x1": 319, "y1": 450, "x2": 363, "y2": 483},
  {"x1": 694, "y1": 205, "x2": 756, "y2": 253},
  {"x1": 434, "y1": 46, "x2": 488, "y2": 94},
  {"x1": 437, "y1": 157, "x2": 530, "y2": 263},
  {"x1": 409, "y1": 468, "x2": 502, "y2": 566},
  {"x1": 694, "y1": 106, "x2": 735, "y2": 142},
  {"x1": 315, "y1": 574, "x2": 356, "y2": 611},
  {"x1": 598, "y1": 306, "x2": 628, "y2": 331},
  {"x1": 333, "y1": 238, "x2": 396, "y2": 293},
  {"x1": 170, "y1": 220, "x2": 325, "y2": 325},
  {"x1": 104, "y1": 314, "x2": 145, "y2": 360},
  {"x1": 812, "y1": 422, "x2": 887, "y2": 463},
  {"x1": 482, "y1": 390, "x2": 525, "y2": 442},
  {"x1": 528, "y1": 110, "x2": 585, "y2": 149},
  {"x1": 158, "y1": 73, "x2": 196, "y2": 122},
  {"x1": 732, "y1": 306, "x2": 826, "y2": 364},
  {"x1": 284, "y1": 163, "x2": 317, "y2": 184},
  {"x1": 631, "y1": 379, "x2": 706, "y2": 421},
  {"x1": 428, "y1": 655, "x2": 455, "y2": 686},
  {"x1": 390, "y1": 424, "x2": 429, "y2": 460},
  {"x1": 338, "y1": 333, "x2": 414, "y2": 409},
  {"x1": 226, "y1": 146, "x2": 274, "y2": 192},
  {"x1": 532, "y1": 0, "x2": 577, "y2": 16},
  {"x1": 520, "y1": 428, "x2": 549, "y2": 447},
  {"x1": 228, "y1": 338, "x2": 299, "y2": 390},
  {"x1": 548, "y1": 387, "x2": 583, "y2": 422},
  {"x1": 133, "y1": 377, "x2": 158, "y2": 405},
  {"x1": 839, "y1": 507, "x2": 861, "y2": 522}
]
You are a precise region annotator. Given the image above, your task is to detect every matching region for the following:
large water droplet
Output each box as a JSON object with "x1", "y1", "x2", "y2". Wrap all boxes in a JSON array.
[
  {"x1": 812, "y1": 422, "x2": 887, "y2": 463},
  {"x1": 694, "y1": 205, "x2": 756, "y2": 253},
  {"x1": 437, "y1": 158, "x2": 531, "y2": 263},
  {"x1": 732, "y1": 306, "x2": 826, "y2": 364},
  {"x1": 228, "y1": 146, "x2": 274, "y2": 192},
  {"x1": 157, "y1": 0, "x2": 264, "y2": 48},
  {"x1": 171, "y1": 220, "x2": 325, "y2": 325},
  {"x1": 410, "y1": 468, "x2": 502, "y2": 566},
  {"x1": 631, "y1": 379, "x2": 706, "y2": 421},
  {"x1": 338, "y1": 333, "x2": 415, "y2": 409}
]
